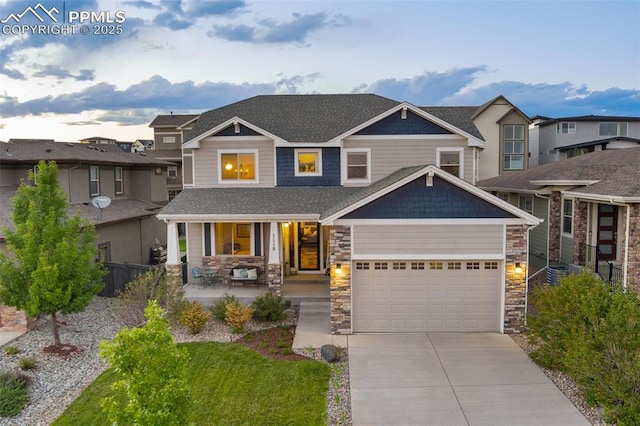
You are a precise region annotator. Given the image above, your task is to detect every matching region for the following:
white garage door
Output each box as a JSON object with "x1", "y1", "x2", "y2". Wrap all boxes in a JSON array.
[{"x1": 352, "y1": 260, "x2": 502, "y2": 332}]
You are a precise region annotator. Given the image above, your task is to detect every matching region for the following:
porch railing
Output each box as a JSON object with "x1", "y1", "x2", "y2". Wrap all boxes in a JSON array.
[{"x1": 580, "y1": 243, "x2": 623, "y2": 285}]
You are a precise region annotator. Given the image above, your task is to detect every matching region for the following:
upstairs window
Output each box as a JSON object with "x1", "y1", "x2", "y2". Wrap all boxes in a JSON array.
[
  {"x1": 90, "y1": 166, "x2": 100, "y2": 196},
  {"x1": 503, "y1": 125, "x2": 525, "y2": 170},
  {"x1": 115, "y1": 166, "x2": 123, "y2": 195},
  {"x1": 563, "y1": 199, "x2": 573, "y2": 235},
  {"x1": 295, "y1": 149, "x2": 321, "y2": 176},
  {"x1": 437, "y1": 148, "x2": 463, "y2": 178},
  {"x1": 345, "y1": 149, "x2": 370, "y2": 183},
  {"x1": 163, "y1": 136, "x2": 176, "y2": 143},
  {"x1": 219, "y1": 150, "x2": 257, "y2": 182},
  {"x1": 599, "y1": 122, "x2": 627, "y2": 136},
  {"x1": 559, "y1": 122, "x2": 576, "y2": 134}
]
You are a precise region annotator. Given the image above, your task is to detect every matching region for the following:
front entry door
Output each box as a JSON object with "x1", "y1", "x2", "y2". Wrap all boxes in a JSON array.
[
  {"x1": 597, "y1": 204, "x2": 618, "y2": 261},
  {"x1": 298, "y1": 222, "x2": 319, "y2": 270}
]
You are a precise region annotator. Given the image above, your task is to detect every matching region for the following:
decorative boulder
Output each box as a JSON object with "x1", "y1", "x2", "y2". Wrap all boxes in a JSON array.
[{"x1": 321, "y1": 344, "x2": 340, "y2": 363}]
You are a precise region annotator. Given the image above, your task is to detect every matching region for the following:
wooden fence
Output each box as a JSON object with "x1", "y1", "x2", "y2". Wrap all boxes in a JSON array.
[{"x1": 99, "y1": 259, "x2": 188, "y2": 297}]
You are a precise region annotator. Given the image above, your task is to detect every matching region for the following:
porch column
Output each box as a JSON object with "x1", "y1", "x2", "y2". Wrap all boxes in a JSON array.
[
  {"x1": 572, "y1": 200, "x2": 588, "y2": 266},
  {"x1": 548, "y1": 192, "x2": 562, "y2": 263},
  {"x1": 267, "y1": 222, "x2": 282, "y2": 296},
  {"x1": 166, "y1": 221, "x2": 180, "y2": 265}
]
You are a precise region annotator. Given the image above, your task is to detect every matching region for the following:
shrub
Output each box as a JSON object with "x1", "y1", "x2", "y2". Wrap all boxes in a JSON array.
[
  {"x1": 113, "y1": 267, "x2": 184, "y2": 327},
  {"x1": 18, "y1": 357, "x2": 37, "y2": 370},
  {"x1": 178, "y1": 301, "x2": 210, "y2": 334},
  {"x1": 3, "y1": 346, "x2": 20, "y2": 356},
  {"x1": 251, "y1": 293, "x2": 291, "y2": 322},
  {"x1": 528, "y1": 271, "x2": 640, "y2": 424},
  {"x1": 225, "y1": 303, "x2": 254, "y2": 333},
  {"x1": 210, "y1": 293, "x2": 239, "y2": 321},
  {"x1": 0, "y1": 371, "x2": 31, "y2": 417}
]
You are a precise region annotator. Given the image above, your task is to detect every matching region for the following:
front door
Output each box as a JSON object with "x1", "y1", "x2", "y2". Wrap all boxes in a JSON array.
[
  {"x1": 298, "y1": 222, "x2": 319, "y2": 270},
  {"x1": 597, "y1": 204, "x2": 618, "y2": 261}
]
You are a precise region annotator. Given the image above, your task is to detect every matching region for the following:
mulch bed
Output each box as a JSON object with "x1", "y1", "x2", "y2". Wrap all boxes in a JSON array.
[{"x1": 234, "y1": 325, "x2": 310, "y2": 361}]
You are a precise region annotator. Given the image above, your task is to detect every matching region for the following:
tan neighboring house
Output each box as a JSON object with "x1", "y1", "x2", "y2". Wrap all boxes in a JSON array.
[
  {"x1": 148, "y1": 114, "x2": 199, "y2": 201},
  {"x1": 0, "y1": 140, "x2": 172, "y2": 332}
]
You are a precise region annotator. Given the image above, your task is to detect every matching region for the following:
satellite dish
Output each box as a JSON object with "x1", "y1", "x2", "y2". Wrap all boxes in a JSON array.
[
  {"x1": 91, "y1": 196, "x2": 111, "y2": 219},
  {"x1": 91, "y1": 196, "x2": 111, "y2": 209}
]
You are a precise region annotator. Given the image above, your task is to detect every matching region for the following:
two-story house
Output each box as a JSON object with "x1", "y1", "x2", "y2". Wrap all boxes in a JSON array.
[
  {"x1": 535, "y1": 115, "x2": 640, "y2": 165},
  {"x1": 157, "y1": 94, "x2": 540, "y2": 335},
  {"x1": 148, "y1": 114, "x2": 199, "y2": 201},
  {"x1": 0, "y1": 140, "x2": 173, "y2": 332}
]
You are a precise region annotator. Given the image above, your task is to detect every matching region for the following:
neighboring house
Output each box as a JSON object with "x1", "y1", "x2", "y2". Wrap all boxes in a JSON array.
[
  {"x1": 478, "y1": 147, "x2": 640, "y2": 292},
  {"x1": 157, "y1": 94, "x2": 541, "y2": 335},
  {"x1": 79, "y1": 136, "x2": 134, "y2": 153},
  {"x1": 148, "y1": 114, "x2": 200, "y2": 201},
  {"x1": 534, "y1": 115, "x2": 640, "y2": 165},
  {"x1": 0, "y1": 140, "x2": 173, "y2": 332}
]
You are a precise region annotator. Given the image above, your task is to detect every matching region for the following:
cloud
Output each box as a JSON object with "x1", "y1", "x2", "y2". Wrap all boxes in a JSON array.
[
  {"x1": 0, "y1": 74, "x2": 316, "y2": 119},
  {"x1": 123, "y1": 0, "x2": 159, "y2": 9},
  {"x1": 209, "y1": 12, "x2": 352, "y2": 44},
  {"x1": 64, "y1": 120, "x2": 102, "y2": 126},
  {"x1": 152, "y1": 0, "x2": 245, "y2": 30},
  {"x1": 32, "y1": 65, "x2": 95, "y2": 81}
]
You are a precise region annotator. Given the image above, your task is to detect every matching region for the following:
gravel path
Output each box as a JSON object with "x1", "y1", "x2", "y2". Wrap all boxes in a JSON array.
[{"x1": 0, "y1": 297, "x2": 351, "y2": 425}]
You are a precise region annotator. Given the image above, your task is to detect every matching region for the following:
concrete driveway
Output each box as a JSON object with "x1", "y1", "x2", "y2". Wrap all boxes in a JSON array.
[{"x1": 348, "y1": 333, "x2": 589, "y2": 426}]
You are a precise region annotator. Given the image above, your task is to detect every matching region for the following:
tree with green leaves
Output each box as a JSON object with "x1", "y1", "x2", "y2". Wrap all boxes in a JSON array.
[
  {"x1": 0, "y1": 160, "x2": 104, "y2": 350},
  {"x1": 99, "y1": 300, "x2": 191, "y2": 425}
]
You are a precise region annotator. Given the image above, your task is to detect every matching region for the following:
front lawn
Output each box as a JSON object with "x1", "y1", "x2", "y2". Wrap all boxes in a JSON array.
[{"x1": 53, "y1": 341, "x2": 330, "y2": 425}]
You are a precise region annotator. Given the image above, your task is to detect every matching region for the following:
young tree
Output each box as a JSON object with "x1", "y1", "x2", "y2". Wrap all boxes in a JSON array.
[
  {"x1": 99, "y1": 300, "x2": 191, "y2": 425},
  {"x1": 0, "y1": 161, "x2": 104, "y2": 350}
]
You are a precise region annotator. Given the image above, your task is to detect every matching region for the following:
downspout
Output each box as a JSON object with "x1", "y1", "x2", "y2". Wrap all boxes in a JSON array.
[{"x1": 609, "y1": 198, "x2": 630, "y2": 289}]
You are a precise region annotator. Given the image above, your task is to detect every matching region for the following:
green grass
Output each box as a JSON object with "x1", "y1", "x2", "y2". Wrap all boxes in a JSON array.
[
  {"x1": 179, "y1": 238, "x2": 187, "y2": 252},
  {"x1": 52, "y1": 342, "x2": 330, "y2": 426}
]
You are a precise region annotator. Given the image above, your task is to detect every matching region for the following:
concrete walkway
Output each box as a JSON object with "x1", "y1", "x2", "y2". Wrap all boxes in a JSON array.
[
  {"x1": 0, "y1": 331, "x2": 23, "y2": 347},
  {"x1": 292, "y1": 303, "x2": 589, "y2": 425}
]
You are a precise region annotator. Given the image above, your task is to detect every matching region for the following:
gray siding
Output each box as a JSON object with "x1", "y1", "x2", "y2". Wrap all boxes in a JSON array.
[
  {"x1": 183, "y1": 155, "x2": 194, "y2": 185},
  {"x1": 69, "y1": 167, "x2": 88, "y2": 202},
  {"x1": 343, "y1": 137, "x2": 473, "y2": 184},
  {"x1": 96, "y1": 221, "x2": 142, "y2": 264},
  {"x1": 529, "y1": 197, "x2": 548, "y2": 272},
  {"x1": 560, "y1": 235, "x2": 573, "y2": 265},
  {"x1": 353, "y1": 224, "x2": 504, "y2": 256},
  {"x1": 187, "y1": 223, "x2": 203, "y2": 267}
]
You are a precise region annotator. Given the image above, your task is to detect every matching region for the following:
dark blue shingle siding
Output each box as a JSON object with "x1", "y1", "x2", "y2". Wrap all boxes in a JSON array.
[
  {"x1": 343, "y1": 176, "x2": 516, "y2": 219},
  {"x1": 214, "y1": 123, "x2": 262, "y2": 136},
  {"x1": 355, "y1": 110, "x2": 452, "y2": 136},
  {"x1": 276, "y1": 148, "x2": 341, "y2": 186}
]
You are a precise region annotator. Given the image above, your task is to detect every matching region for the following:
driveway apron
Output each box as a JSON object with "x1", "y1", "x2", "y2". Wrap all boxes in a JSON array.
[{"x1": 348, "y1": 333, "x2": 589, "y2": 426}]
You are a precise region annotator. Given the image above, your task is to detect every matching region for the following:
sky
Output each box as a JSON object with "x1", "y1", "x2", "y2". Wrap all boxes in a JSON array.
[{"x1": 0, "y1": 0, "x2": 638, "y2": 142}]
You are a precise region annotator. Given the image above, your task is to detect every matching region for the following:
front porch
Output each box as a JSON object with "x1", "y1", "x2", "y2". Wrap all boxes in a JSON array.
[{"x1": 183, "y1": 274, "x2": 330, "y2": 307}]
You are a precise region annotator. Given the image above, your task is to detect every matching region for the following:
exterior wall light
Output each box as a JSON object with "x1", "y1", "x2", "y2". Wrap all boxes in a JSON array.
[
  {"x1": 335, "y1": 263, "x2": 342, "y2": 275},
  {"x1": 515, "y1": 263, "x2": 523, "y2": 274}
]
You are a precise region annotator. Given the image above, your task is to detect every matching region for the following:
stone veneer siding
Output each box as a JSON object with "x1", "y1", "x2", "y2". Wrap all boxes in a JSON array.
[
  {"x1": 504, "y1": 224, "x2": 528, "y2": 333},
  {"x1": 330, "y1": 226, "x2": 351, "y2": 334},
  {"x1": 201, "y1": 256, "x2": 274, "y2": 291},
  {"x1": 0, "y1": 305, "x2": 36, "y2": 332},
  {"x1": 622, "y1": 204, "x2": 640, "y2": 293},
  {"x1": 572, "y1": 200, "x2": 588, "y2": 265},
  {"x1": 548, "y1": 192, "x2": 561, "y2": 263}
]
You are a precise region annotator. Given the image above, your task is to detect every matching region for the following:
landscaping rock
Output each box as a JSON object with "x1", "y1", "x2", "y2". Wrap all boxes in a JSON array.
[{"x1": 321, "y1": 344, "x2": 340, "y2": 363}]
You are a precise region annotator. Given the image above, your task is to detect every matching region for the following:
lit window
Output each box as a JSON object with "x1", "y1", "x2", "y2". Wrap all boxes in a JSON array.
[
  {"x1": 599, "y1": 122, "x2": 627, "y2": 137},
  {"x1": 115, "y1": 166, "x2": 123, "y2": 195},
  {"x1": 219, "y1": 151, "x2": 257, "y2": 182},
  {"x1": 294, "y1": 149, "x2": 321, "y2": 176},
  {"x1": 345, "y1": 149, "x2": 369, "y2": 182},
  {"x1": 563, "y1": 199, "x2": 573, "y2": 235},
  {"x1": 437, "y1": 149, "x2": 462, "y2": 177},
  {"x1": 503, "y1": 125, "x2": 525, "y2": 170},
  {"x1": 215, "y1": 223, "x2": 251, "y2": 255},
  {"x1": 429, "y1": 262, "x2": 443, "y2": 270},
  {"x1": 90, "y1": 166, "x2": 99, "y2": 196},
  {"x1": 519, "y1": 194, "x2": 533, "y2": 213}
]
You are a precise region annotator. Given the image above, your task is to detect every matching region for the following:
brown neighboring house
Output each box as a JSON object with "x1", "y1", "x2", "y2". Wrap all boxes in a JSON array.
[{"x1": 478, "y1": 147, "x2": 640, "y2": 292}]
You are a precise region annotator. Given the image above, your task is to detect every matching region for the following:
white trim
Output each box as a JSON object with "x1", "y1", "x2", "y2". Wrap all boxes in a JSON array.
[
  {"x1": 162, "y1": 136, "x2": 176, "y2": 144},
  {"x1": 530, "y1": 180, "x2": 600, "y2": 186},
  {"x1": 561, "y1": 198, "x2": 573, "y2": 237},
  {"x1": 184, "y1": 116, "x2": 284, "y2": 148},
  {"x1": 436, "y1": 147, "x2": 464, "y2": 179},
  {"x1": 342, "y1": 147, "x2": 371, "y2": 185},
  {"x1": 154, "y1": 131, "x2": 181, "y2": 135},
  {"x1": 294, "y1": 148, "x2": 322, "y2": 177},
  {"x1": 333, "y1": 218, "x2": 533, "y2": 226},
  {"x1": 320, "y1": 164, "x2": 542, "y2": 226},
  {"x1": 157, "y1": 213, "x2": 320, "y2": 222},
  {"x1": 327, "y1": 102, "x2": 485, "y2": 147},
  {"x1": 351, "y1": 253, "x2": 506, "y2": 260},
  {"x1": 205, "y1": 135, "x2": 271, "y2": 142},
  {"x1": 217, "y1": 149, "x2": 259, "y2": 184},
  {"x1": 176, "y1": 116, "x2": 200, "y2": 130},
  {"x1": 90, "y1": 165, "x2": 100, "y2": 196},
  {"x1": 500, "y1": 224, "x2": 507, "y2": 333},
  {"x1": 561, "y1": 190, "x2": 640, "y2": 203},
  {"x1": 114, "y1": 166, "x2": 123, "y2": 195}
]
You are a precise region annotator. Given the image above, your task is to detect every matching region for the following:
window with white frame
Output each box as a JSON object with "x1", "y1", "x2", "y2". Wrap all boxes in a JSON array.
[
  {"x1": 599, "y1": 122, "x2": 628, "y2": 137},
  {"x1": 219, "y1": 150, "x2": 257, "y2": 182},
  {"x1": 167, "y1": 166, "x2": 178, "y2": 177},
  {"x1": 163, "y1": 136, "x2": 176, "y2": 143},
  {"x1": 503, "y1": 125, "x2": 525, "y2": 170},
  {"x1": 90, "y1": 166, "x2": 100, "y2": 196},
  {"x1": 345, "y1": 149, "x2": 369, "y2": 182},
  {"x1": 559, "y1": 122, "x2": 576, "y2": 134},
  {"x1": 519, "y1": 194, "x2": 533, "y2": 213},
  {"x1": 114, "y1": 166, "x2": 123, "y2": 195},
  {"x1": 295, "y1": 149, "x2": 321, "y2": 176},
  {"x1": 563, "y1": 199, "x2": 573, "y2": 235},
  {"x1": 168, "y1": 189, "x2": 181, "y2": 201},
  {"x1": 437, "y1": 149, "x2": 462, "y2": 177}
]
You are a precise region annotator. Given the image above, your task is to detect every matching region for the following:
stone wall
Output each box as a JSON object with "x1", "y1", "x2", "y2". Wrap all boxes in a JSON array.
[
  {"x1": 266, "y1": 264, "x2": 282, "y2": 297},
  {"x1": 548, "y1": 191, "x2": 561, "y2": 263},
  {"x1": 624, "y1": 204, "x2": 640, "y2": 292},
  {"x1": 504, "y1": 224, "x2": 528, "y2": 333},
  {"x1": 572, "y1": 200, "x2": 588, "y2": 265},
  {"x1": 202, "y1": 256, "x2": 269, "y2": 289},
  {"x1": 329, "y1": 226, "x2": 351, "y2": 334},
  {"x1": 0, "y1": 305, "x2": 36, "y2": 332}
]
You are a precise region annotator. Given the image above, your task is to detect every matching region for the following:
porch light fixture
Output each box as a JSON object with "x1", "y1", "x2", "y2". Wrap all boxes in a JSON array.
[
  {"x1": 335, "y1": 263, "x2": 342, "y2": 275},
  {"x1": 515, "y1": 263, "x2": 523, "y2": 274},
  {"x1": 283, "y1": 222, "x2": 289, "y2": 228}
]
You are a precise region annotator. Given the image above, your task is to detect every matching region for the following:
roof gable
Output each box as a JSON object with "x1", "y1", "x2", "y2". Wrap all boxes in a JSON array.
[{"x1": 355, "y1": 110, "x2": 453, "y2": 136}]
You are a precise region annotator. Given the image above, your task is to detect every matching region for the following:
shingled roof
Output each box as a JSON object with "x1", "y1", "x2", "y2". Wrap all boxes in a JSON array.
[
  {"x1": 477, "y1": 147, "x2": 640, "y2": 199},
  {"x1": 149, "y1": 114, "x2": 199, "y2": 128},
  {"x1": 0, "y1": 140, "x2": 173, "y2": 167}
]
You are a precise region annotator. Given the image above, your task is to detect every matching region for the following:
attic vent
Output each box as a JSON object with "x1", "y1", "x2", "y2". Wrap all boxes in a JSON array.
[
  {"x1": 401, "y1": 106, "x2": 408, "y2": 120},
  {"x1": 426, "y1": 170, "x2": 434, "y2": 187},
  {"x1": 234, "y1": 121, "x2": 240, "y2": 134}
]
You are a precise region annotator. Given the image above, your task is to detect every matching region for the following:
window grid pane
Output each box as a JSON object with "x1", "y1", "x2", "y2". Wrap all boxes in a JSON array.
[{"x1": 347, "y1": 152, "x2": 368, "y2": 180}]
